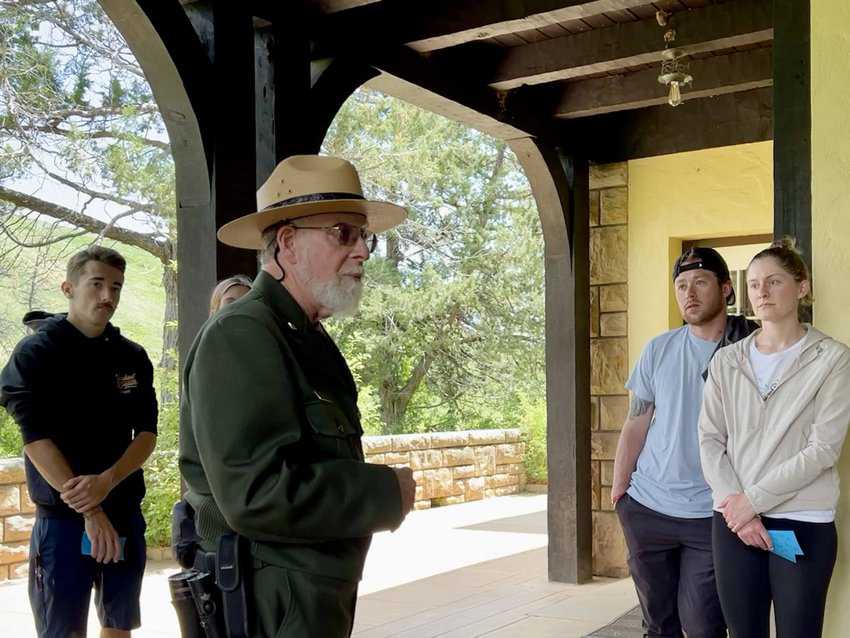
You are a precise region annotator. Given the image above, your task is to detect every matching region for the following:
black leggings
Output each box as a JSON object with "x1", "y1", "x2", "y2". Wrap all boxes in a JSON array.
[{"x1": 712, "y1": 513, "x2": 837, "y2": 638}]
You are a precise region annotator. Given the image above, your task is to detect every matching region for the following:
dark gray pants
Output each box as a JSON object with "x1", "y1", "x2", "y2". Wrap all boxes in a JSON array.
[
  {"x1": 251, "y1": 559, "x2": 359, "y2": 638},
  {"x1": 616, "y1": 494, "x2": 726, "y2": 638}
]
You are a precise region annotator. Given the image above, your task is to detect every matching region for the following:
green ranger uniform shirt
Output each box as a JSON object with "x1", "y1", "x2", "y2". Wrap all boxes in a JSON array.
[{"x1": 179, "y1": 271, "x2": 404, "y2": 582}]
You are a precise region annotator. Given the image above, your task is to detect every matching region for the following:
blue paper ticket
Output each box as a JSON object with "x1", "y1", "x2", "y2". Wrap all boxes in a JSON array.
[{"x1": 767, "y1": 530, "x2": 803, "y2": 563}]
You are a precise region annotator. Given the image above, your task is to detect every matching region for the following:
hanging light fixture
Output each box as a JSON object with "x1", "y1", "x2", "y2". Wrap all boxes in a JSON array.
[
  {"x1": 656, "y1": 11, "x2": 693, "y2": 107},
  {"x1": 659, "y1": 48, "x2": 693, "y2": 107}
]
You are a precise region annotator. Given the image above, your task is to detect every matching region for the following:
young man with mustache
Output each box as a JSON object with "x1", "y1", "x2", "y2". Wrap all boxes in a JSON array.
[
  {"x1": 1, "y1": 246, "x2": 158, "y2": 638},
  {"x1": 611, "y1": 247, "x2": 756, "y2": 638},
  {"x1": 180, "y1": 155, "x2": 416, "y2": 638}
]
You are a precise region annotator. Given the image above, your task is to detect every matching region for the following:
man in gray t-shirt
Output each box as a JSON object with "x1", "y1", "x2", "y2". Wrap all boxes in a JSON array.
[{"x1": 612, "y1": 247, "x2": 756, "y2": 638}]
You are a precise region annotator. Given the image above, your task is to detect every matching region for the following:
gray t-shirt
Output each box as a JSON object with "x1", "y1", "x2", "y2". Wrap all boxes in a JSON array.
[{"x1": 626, "y1": 326, "x2": 718, "y2": 518}]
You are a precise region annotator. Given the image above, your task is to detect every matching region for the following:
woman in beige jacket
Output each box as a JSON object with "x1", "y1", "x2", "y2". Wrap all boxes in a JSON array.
[{"x1": 699, "y1": 238, "x2": 850, "y2": 638}]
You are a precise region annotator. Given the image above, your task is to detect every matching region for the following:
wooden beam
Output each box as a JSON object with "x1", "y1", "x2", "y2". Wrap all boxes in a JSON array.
[
  {"x1": 211, "y1": 5, "x2": 260, "y2": 279},
  {"x1": 306, "y1": 58, "x2": 380, "y2": 152},
  {"x1": 555, "y1": 47, "x2": 773, "y2": 118},
  {"x1": 561, "y1": 87, "x2": 773, "y2": 163},
  {"x1": 509, "y1": 137, "x2": 592, "y2": 584},
  {"x1": 304, "y1": 3, "x2": 564, "y2": 142},
  {"x1": 686, "y1": 234, "x2": 775, "y2": 250},
  {"x1": 360, "y1": 43, "x2": 553, "y2": 141},
  {"x1": 316, "y1": 1, "x2": 662, "y2": 53},
  {"x1": 254, "y1": 7, "x2": 314, "y2": 183},
  {"x1": 489, "y1": 0, "x2": 773, "y2": 90},
  {"x1": 365, "y1": 72, "x2": 533, "y2": 141},
  {"x1": 102, "y1": 0, "x2": 215, "y2": 366},
  {"x1": 314, "y1": 0, "x2": 380, "y2": 12},
  {"x1": 772, "y1": 0, "x2": 811, "y2": 325}
]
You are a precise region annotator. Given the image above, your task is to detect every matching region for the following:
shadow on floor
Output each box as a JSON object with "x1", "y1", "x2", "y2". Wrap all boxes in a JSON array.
[
  {"x1": 457, "y1": 510, "x2": 547, "y2": 534},
  {"x1": 585, "y1": 605, "x2": 644, "y2": 637}
]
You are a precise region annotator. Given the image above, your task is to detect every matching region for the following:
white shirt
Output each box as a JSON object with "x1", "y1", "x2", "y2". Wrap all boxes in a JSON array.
[
  {"x1": 749, "y1": 334, "x2": 834, "y2": 523},
  {"x1": 749, "y1": 335, "x2": 804, "y2": 398}
]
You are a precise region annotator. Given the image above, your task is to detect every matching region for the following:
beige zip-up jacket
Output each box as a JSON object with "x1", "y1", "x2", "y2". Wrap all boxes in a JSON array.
[{"x1": 699, "y1": 327, "x2": 850, "y2": 515}]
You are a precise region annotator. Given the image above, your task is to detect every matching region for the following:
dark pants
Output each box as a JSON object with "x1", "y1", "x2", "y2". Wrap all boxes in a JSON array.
[
  {"x1": 616, "y1": 494, "x2": 726, "y2": 638},
  {"x1": 251, "y1": 559, "x2": 359, "y2": 638},
  {"x1": 28, "y1": 512, "x2": 147, "y2": 638},
  {"x1": 712, "y1": 513, "x2": 837, "y2": 638}
]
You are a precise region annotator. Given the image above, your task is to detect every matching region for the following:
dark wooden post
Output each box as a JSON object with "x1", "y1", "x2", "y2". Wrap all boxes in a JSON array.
[
  {"x1": 509, "y1": 138, "x2": 593, "y2": 584},
  {"x1": 255, "y1": 6, "x2": 313, "y2": 182},
  {"x1": 209, "y1": 5, "x2": 260, "y2": 281},
  {"x1": 101, "y1": 0, "x2": 216, "y2": 373},
  {"x1": 773, "y1": 0, "x2": 812, "y2": 320}
]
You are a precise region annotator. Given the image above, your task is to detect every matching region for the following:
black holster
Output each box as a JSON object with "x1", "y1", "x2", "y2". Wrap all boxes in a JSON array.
[
  {"x1": 215, "y1": 533, "x2": 251, "y2": 638},
  {"x1": 169, "y1": 533, "x2": 250, "y2": 638},
  {"x1": 168, "y1": 569, "x2": 225, "y2": 638},
  {"x1": 172, "y1": 499, "x2": 202, "y2": 569}
]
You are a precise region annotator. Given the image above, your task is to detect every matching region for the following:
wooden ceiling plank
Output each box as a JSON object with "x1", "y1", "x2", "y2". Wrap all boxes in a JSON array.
[
  {"x1": 538, "y1": 22, "x2": 572, "y2": 37},
  {"x1": 582, "y1": 13, "x2": 617, "y2": 28},
  {"x1": 629, "y1": 5, "x2": 662, "y2": 20},
  {"x1": 561, "y1": 86, "x2": 773, "y2": 163},
  {"x1": 489, "y1": 0, "x2": 772, "y2": 90},
  {"x1": 603, "y1": 10, "x2": 639, "y2": 23},
  {"x1": 514, "y1": 27, "x2": 551, "y2": 43},
  {"x1": 314, "y1": 0, "x2": 381, "y2": 12},
  {"x1": 653, "y1": 0, "x2": 687, "y2": 10},
  {"x1": 319, "y1": 1, "x2": 677, "y2": 53},
  {"x1": 554, "y1": 47, "x2": 773, "y2": 118}
]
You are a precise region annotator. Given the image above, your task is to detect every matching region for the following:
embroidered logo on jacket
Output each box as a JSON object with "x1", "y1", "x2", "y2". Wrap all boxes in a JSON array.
[{"x1": 116, "y1": 373, "x2": 138, "y2": 394}]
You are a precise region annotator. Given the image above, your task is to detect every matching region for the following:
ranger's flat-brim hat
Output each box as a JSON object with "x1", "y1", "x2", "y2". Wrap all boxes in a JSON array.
[{"x1": 217, "y1": 155, "x2": 407, "y2": 249}]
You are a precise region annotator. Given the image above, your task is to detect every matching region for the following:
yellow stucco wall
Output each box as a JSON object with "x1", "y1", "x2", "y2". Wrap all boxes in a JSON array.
[
  {"x1": 627, "y1": 142, "x2": 773, "y2": 367},
  {"x1": 813, "y1": 2, "x2": 850, "y2": 633}
]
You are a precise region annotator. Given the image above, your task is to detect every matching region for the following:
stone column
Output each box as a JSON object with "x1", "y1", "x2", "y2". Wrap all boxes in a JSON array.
[{"x1": 589, "y1": 162, "x2": 630, "y2": 578}]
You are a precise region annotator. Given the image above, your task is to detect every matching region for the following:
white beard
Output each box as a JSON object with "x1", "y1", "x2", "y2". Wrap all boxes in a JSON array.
[{"x1": 294, "y1": 261, "x2": 364, "y2": 317}]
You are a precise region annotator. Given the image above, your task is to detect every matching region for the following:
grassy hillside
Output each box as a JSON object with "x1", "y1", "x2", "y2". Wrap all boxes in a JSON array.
[
  {"x1": 0, "y1": 227, "x2": 167, "y2": 459},
  {"x1": 0, "y1": 230, "x2": 166, "y2": 363}
]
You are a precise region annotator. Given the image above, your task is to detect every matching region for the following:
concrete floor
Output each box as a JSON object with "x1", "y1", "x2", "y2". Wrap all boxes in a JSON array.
[{"x1": 0, "y1": 494, "x2": 638, "y2": 637}]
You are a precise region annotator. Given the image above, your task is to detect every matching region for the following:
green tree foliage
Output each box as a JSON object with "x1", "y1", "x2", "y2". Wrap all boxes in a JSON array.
[
  {"x1": 0, "y1": 0, "x2": 178, "y2": 378},
  {"x1": 0, "y1": 5, "x2": 551, "y2": 543},
  {"x1": 323, "y1": 90, "x2": 546, "y2": 435},
  {"x1": 0, "y1": 225, "x2": 167, "y2": 459}
]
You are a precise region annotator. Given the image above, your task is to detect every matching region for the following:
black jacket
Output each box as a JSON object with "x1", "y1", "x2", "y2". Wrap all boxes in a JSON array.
[
  {"x1": 0, "y1": 314, "x2": 157, "y2": 519},
  {"x1": 180, "y1": 272, "x2": 403, "y2": 582},
  {"x1": 701, "y1": 313, "x2": 760, "y2": 380}
]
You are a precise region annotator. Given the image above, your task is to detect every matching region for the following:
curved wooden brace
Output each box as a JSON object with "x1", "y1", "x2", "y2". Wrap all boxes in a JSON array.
[{"x1": 508, "y1": 137, "x2": 593, "y2": 584}]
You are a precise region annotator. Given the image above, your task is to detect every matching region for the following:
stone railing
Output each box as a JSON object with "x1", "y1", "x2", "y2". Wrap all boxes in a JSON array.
[
  {"x1": 0, "y1": 458, "x2": 34, "y2": 581},
  {"x1": 363, "y1": 429, "x2": 526, "y2": 508},
  {"x1": 0, "y1": 428, "x2": 527, "y2": 580}
]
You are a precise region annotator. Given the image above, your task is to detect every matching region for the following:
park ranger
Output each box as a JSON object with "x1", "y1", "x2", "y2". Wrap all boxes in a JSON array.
[{"x1": 179, "y1": 155, "x2": 416, "y2": 638}]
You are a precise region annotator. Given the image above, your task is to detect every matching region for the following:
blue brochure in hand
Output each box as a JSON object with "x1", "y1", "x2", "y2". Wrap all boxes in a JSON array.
[
  {"x1": 81, "y1": 531, "x2": 126, "y2": 561},
  {"x1": 768, "y1": 530, "x2": 804, "y2": 563}
]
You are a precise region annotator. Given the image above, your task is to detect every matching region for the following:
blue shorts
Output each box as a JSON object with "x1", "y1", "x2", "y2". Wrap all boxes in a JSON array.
[{"x1": 28, "y1": 511, "x2": 147, "y2": 637}]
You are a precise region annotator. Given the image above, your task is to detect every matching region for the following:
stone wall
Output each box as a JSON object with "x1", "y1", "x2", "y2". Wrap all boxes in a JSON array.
[
  {"x1": 0, "y1": 458, "x2": 34, "y2": 581},
  {"x1": 363, "y1": 429, "x2": 526, "y2": 508},
  {"x1": 0, "y1": 429, "x2": 526, "y2": 580},
  {"x1": 589, "y1": 162, "x2": 630, "y2": 578}
]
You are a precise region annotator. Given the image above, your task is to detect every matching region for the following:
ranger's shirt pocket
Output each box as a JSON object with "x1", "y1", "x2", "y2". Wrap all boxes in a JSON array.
[{"x1": 303, "y1": 399, "x2": 363, "y2": 460}]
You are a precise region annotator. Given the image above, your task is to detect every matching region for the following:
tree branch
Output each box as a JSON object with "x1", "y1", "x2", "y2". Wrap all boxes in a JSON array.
[
  {"x1": 46, "y1": 104, "x2": 159, "y2": 121},
  {"x1": 0, "y1": 223, "x2": 87, "y2": 248},
  {"x1": 0, "y1": 184, "x2": 166, "y2": 257},
  {"x1": 0, "y1": 0, "x2": 56, "y2": 7},
  {"x1": 37, "y1": 8, "x2": 146, "y2": 79},
  {"x1": 30, "y1": 155, "x2": 167, "y2": 218},
  {"x1": 8, "y1": 122, "x2": 170, "y2": 151}
]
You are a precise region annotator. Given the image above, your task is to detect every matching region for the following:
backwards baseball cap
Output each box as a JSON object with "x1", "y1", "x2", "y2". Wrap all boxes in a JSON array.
[{"x1": 672, "y1": 247, "x2": 735, "y2": 306}]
